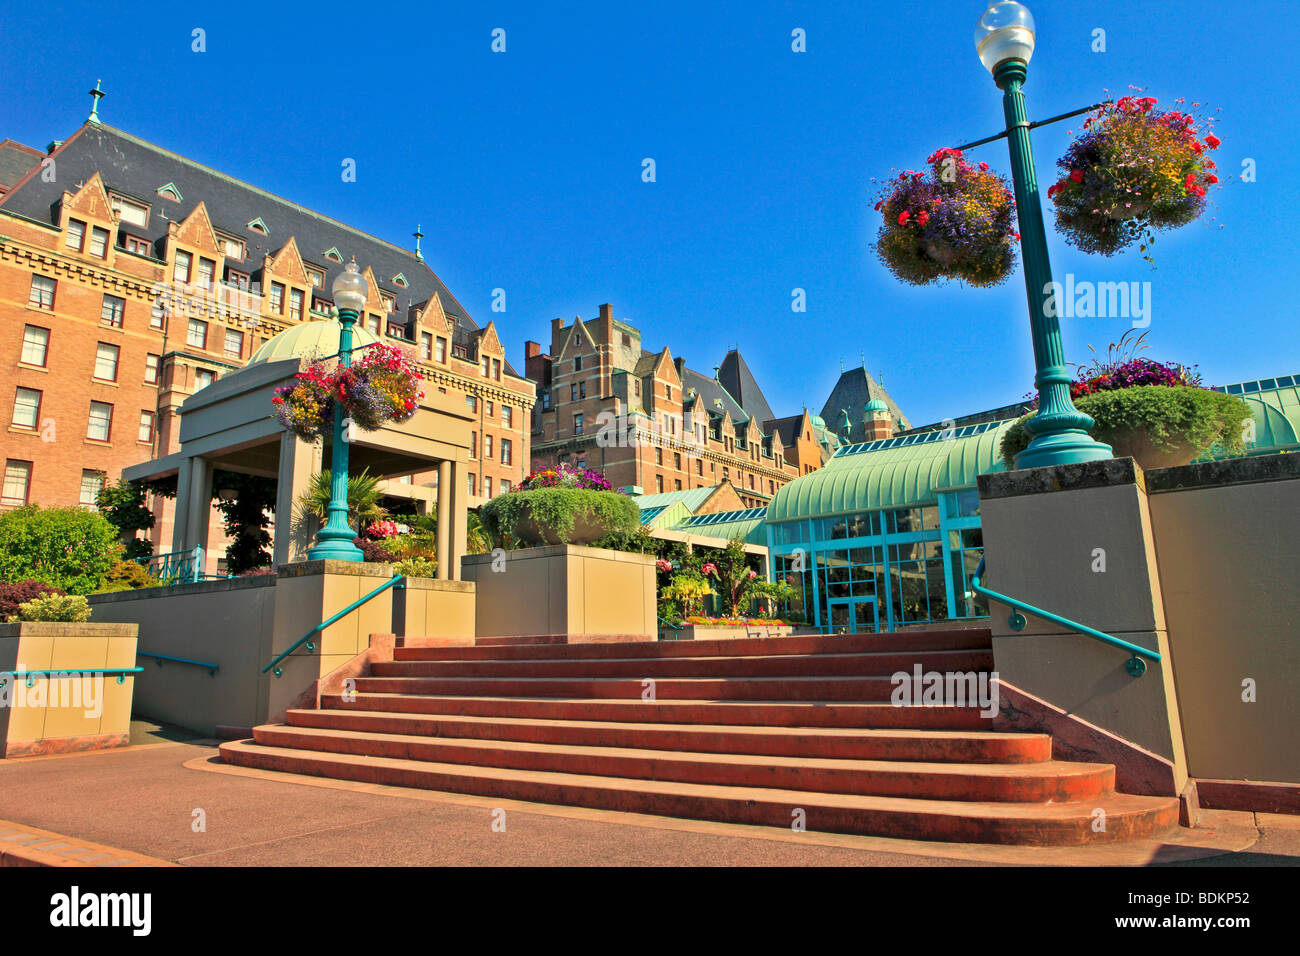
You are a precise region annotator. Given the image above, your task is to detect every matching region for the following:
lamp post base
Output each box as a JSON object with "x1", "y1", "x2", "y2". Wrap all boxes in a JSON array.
[
  {"x1": 1014, "y1": 429, "x2": 1114, "y2": 471},
  {"x1": 306, "y1": 539, "x2": 365, "y2": 561}
]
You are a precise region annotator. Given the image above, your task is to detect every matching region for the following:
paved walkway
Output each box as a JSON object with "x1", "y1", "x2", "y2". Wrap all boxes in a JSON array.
[{"x1": 0, "y1": 737, "x2": 1296, "y2": 867}]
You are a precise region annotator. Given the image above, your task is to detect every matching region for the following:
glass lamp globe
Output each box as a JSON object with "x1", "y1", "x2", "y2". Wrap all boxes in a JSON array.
[
  {"x1": 331, "y1": 258, "x2": 369, "y2": 313},
  {"x1": 975, "y1": 1, "x2": 1036, "y2": 73}
]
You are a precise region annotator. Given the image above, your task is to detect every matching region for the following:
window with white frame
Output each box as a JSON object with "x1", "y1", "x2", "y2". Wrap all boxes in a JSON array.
[
  {"x1": 2, "y1": 460, "x2": 32, "y2": 506},
  {"x1": 79, "y1": 470, "x2": 105, "y2": 509},
  {"x1": 187, "y1": 318, "x2": 207, "y2": 348},
  {"x1": 89, "y1": 226, "x2": 109, "y2": 258},
  {"x1": 269, "y1": 283, "x2": 284, "y2": 313},
  {"x1": 224, "y1": 327, "x2": 244, "y2": 357},
  {"x1": 145, "y1": 353, "x2": 160, "y2": 384},
  {"x1": 289, "y1": 288, "x2": 304, "y2": 322},
  {"x1": 12, "y1": 388, "x2": 41, "y2": 428},
  {"x1": 420, "y1": 332, "x2": 432, "y2": 361},
  {"x1": 94, "y1": 342, "x2": 120, "y2": 381},
  {"x1": 66, "y1": 219, "x2": 86, "y2": 251},
  {"x1": 502, "y1": 406, "x2": 512, "y2": 427},
  {"x1": 173, "y1": 249, "x2": 192, "y2": 284},
  {"x1": 501, "y1": 438, "x2": 512, "y2": 465},
  {"x1": 111, "y1": 194, "x2": 149, "y2": 228},
  {"x1": 197, "y1": 257, "x2": 216, "y2": 289},
  {"x1": 87, "y1": 401, "x2": 113, "y2": 441},
  {"x1": 138, "y1": 410, "x2": 155, "y2": 443},
  {"x1": 435, "y1": 337, "x2": 446, "y2": 362},
  {"x1": 101, "y1": 294, "x2": 125, "y2": 328},
  {"x1": 194, "y1": 369, "x2": 215, "y2": 390},
  {"x1": 20, "y1": 326, "x2": 49, "y2": 366},
  {"x1": 484, "y1": 434, "x2": 493, "y2": 459},
  {"x1": 28, "y1": 275, "x2": 55, "y2": 309}
]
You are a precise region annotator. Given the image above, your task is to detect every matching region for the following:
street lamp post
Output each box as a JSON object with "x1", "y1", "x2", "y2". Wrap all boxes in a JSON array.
[
  {"x1": 307, "y1": 259, "x2": 368, "y2": 561},
  {"x1": 976, "y1": 2, "x2": 1112, "y2": 469}
]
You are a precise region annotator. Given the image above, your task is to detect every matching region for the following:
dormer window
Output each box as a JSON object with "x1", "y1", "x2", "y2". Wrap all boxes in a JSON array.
[
  {"x1": 306, "y1": 267, "x2": 324, "y2": 287},
  {"x1": 392, "y1": 273, "x2": 408, "y2": 288},
  {"x1": 110, "y1": 194, "x2": 150, "y2": 228},
  {"x1": 246, "y1": 217, "x2": 269, "y2": 235},
  {"x1": 323, "y1": 247, "x2": 343, "y2": 263},
  {"x1": 218, "y1": 234, "x2": 245, "y2": 261},
  {"x1": 381, "y1": 293, "x2": 395, "y2": 313},
  {"x1": 156, "y1": 183, "x2": 183, "y2": 202}
]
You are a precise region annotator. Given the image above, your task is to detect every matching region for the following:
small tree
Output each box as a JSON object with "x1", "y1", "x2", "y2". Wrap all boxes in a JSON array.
[
  {"x1": 702, "y1": 537, "x2": 767, "y2": 617},
  {"x1": 661, "y1": 571, "x2": 715, "y2": 620},
  {"x1": 213, "y1": 473, "x2": 277, "y2": 575},
  {"x1": 0, "y1": 506, "x2": 120, "y2": 594},
  {"x1": 96, "y1": 479, "x2": 155, "y2": 561}
]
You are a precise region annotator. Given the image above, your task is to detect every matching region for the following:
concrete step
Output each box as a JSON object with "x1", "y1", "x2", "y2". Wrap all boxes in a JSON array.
[
  {"x1": 371, "y1": 648, "x2": 995, "y2": 680},
  {"x1": 254, "y1": 723, "x2": 1106, "y2": 802},
  {"x1": 287, "y1": 707, "x2": 1051, "y2": 762},
  {"x1": 398, "y1": 629, "x2": 993, "y2": 662},
  {"x1": 475, "y1": 635, "x2": 572, "y2": 646},
  {"x1": 219, "y1": 739, "x2": 1180, "y2": 846},
  {"x1": 320, "y1": 693, "x2": 994, "y2": 729}
]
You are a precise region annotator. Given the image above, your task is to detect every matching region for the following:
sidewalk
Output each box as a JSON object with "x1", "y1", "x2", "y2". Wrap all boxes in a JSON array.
[{"x1": 0, "y1": 733, "x2": 1295, "y2": 867}]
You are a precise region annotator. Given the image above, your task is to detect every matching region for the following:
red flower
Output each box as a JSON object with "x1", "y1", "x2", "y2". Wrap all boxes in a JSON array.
[
  {"x1": 1069, "y1": 169, "x2": 1084, "y2": 183},
  {"x1": 1184, "y1": 173, "x2": 1197, "y2": 190},
  {"x1": 897, "y1": 211, "x2": 910, "y2": 226},
  {"x1": 1047, "y1": 181, "x2": 1066, "y2": 200},
  {"x1": 1204, "y1": 134, "x2": 1221, "y2": 149},
  {"x1": 916, "y1": 210, "x2": 930, "y2": 226},
  {"x1": 1205, "y1": 174, "x2": 1218, "y2": 184},
  {"x1": 873, "y1": 200, "x2": 883, "y2": 211}
]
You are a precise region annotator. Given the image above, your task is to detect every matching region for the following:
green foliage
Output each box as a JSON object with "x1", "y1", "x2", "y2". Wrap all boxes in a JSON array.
[
  {"x1": 660, "y1": 571, "x2": 714, "y2": 620},
  {"x1": 96, "y1": 480, "x2": 155, "y2": 561},
  {"x1": 1001, "y1": 386, "x2": 1252, "y2": 469},
  {"x1": 300, "y1": 468, "x2": 387, "y2": 529},
  {"x1": 352, "y1": 537, "x2": 396, "y2": 563},
  {"x1": 394, "y1": 555, "x2": 438, "y2": 578},
  {"x1": 479, "y1": 488, "x2": 639, "y2": 547},
  {"x1": 592, "y1": 524, "x2": 659, "y2": 554},
  {"x1": 214, "y1": 473, "x2": 277, "y2": 575},
  {"x1": 704, "y1": 537, "x2": 767, "y2": 617},
  {"x1": 96, "y1": 561, "x2": 162, "y2": 593},
  {"x1": 0, "y1": 580, "x2": 63, "y2": 621},
  {"x1": 0, "y1": 506, "x2": 120, "y2": 595},
  {"x1": 751, "y1": 579, "x2": 798, "y2": 617},
  {"x1": 16, "y1": 593, "x2": 92, "y2": 623}
]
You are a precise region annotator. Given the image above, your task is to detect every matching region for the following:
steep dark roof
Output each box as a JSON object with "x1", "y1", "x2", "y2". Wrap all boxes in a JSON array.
[
  {"x1": 0, "y1": 122, "x2": 517, "y2": 375},
  {"x1": 0, "y1": 139, "x2": 42, "y2": 189},
  {"x1": 681, "y1": 368, "x2": 747, "y2": 424},
  {"x1": 718, "y1": 350, "x2": 776, "y2": 428},
  {"x1": 764, "y1": 414, "x2": 804, "y2": 448},
  {"x1": 820, "y1": 366, "x2": 910, "y2": 444}
]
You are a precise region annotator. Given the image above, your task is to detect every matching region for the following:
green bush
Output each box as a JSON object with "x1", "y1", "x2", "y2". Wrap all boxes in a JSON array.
[
  {"x1": 394, "y1": 555, "x2": 438, "y2": 578},
  {"x1": 0, "y1": 580, "x2": 63, "y2": 621},
  {"x1": 1000, "y1": 386, "x2": 1252, "y2": 469},
  {"x1": 95, "y1": 560, "x2": 162, "y2": 593},
  {"x1": 96, "y1": 480, "x2": 155, "y2": 561},
  {"x1": 15, "y1": 593, "x2": 92, "y2": 623},
  {"x1": 0, "y1": 506, "x2": 120, "y2": 594},
  {"x1": 479, "y1": 488, "x2": 639, "y2": 547}
]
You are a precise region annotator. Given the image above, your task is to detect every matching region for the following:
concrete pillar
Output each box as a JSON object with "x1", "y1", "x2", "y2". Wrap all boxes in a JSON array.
[
  {"x1": 446, "y1": 460, "x2": 468, "y2": 581},
  {"x1": 171, "y1": 457, "x2": 193, "y2": 554},
  {"x1": 184, "y1": 456, "x2": 213, "y2": 554},
  {"x1": 435, "y1": 460, "x2": 451, "y2": 580},
  {"x1": 275, "y1": 432, "x2": 320, "y2": 566}
]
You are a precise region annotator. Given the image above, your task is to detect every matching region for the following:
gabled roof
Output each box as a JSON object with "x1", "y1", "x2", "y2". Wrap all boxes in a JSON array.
[
  {"x1": 718, "y1": 350, "x2": 776, "y2": 428},
  {"x1": 765, "y1": 413, "x2": 806, "y2": 449},
  {"x1": 633, "y1": 484, "x2": 725, "y2": 513},
  {"x1": 820, "y1": 365, "x2": 910, "y2": 443},
  {"x1": 681, "y1": 368, "x2": 746, "y2": 424},
  {"x1": 0, "y1": 121, "x2": 519, "y2": 377},
  {"x1": 0, "y1": 139, "x2": 42, "y2": 190}
]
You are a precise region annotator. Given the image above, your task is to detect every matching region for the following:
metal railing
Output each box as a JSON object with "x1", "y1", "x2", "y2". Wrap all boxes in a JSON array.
[
  {"x1": 970, "y1": 556, "x2": 1161, "y2": 677},
  {"x1": 0, "y1": 667, "x2": 143, "y2": 689},
  {"x1": 263, "y1": 574, "x2": 404, "y2": 677},
  {"x1": 137, "y1": 651, "x2": 219, "y2": 676},
  {"x1": 136, "y1": 546, "x2": 204, "y2": 584}
]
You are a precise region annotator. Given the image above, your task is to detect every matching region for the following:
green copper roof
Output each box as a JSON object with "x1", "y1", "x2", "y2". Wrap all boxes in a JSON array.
[
  {"x1": 864, "y1": 397, "x2": 889, "y2": 412},
  {"x1": 674, "y1": 507, "x2": 768, "y2": 545},
  {"x1": 767, "y1": 420, "x2": 1014, "y2": 521},
  {"x1": 641, "y1": 500, "x2": 692, "y2": 529},
  {"x1": 1203, "y1": 378, "x2": 1300, "y2": 457},
  {"x1": 633, "y1": 485, "x2": 723, "y2": 513},
  {"x1": 247, "y1": 319, "x2": 383, "y2": 366}
]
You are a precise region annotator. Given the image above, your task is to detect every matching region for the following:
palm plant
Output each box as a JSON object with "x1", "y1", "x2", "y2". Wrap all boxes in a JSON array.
[{"x1": 299, "y1": 468, "x2": 387, "y2": 529}]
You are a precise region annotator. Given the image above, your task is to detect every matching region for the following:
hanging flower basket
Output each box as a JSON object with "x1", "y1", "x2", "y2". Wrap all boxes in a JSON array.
[
  {"x1": 271, "y1": 343, "x2": 423, "y2": 441},
  {"x1": 1048, "y1": 93, "x2": 1221, "y2": 258},
  {"x1": 272, "y1": 363, "x2": 335, "y2": 441},
  {"x1": 872, "y1": 148, "x2": 1019, "y2": 288}
]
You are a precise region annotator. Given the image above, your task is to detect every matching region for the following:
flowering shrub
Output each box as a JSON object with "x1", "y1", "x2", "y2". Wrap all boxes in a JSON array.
[
  {"x1": 1069, "y1": 329, "x2": 1202, "y2": 399},
  {"x1": 519, "y1": 465, "x2": 615, "y2": 492},
  {"x1": 363, "y1": 520, "x2": 400, "y2": 540},
  {"x1": 655, "y1": 559, "x2": 673, "y2": 572},
  {"x1": 0, "y1": 580, "x2": 63, "y2": 621},
  {"x1": 873, "y1": 148, "x2": 1019, "y2": 288},
  {"x1": 1049, "y1": 92, "x2": 1221, "y2": 258},
  {"x1": 272, "y1": 343, "x2": 423, "y2": 440},
  {"x1": 272, "y1": 363, "x2": 334, "y2": 441},
  {"x1": 15, "y1": 593, "x2": 92, "y2": 623}
]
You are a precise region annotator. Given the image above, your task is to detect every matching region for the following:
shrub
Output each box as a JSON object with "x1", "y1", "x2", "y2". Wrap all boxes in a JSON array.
[
  {"x1": 15, "y1": 593, "x2": 92, "y2": 623},
  {"x1": 0, "y1": 580, "x2": 63, "y2": 621},
  {"x1": 353, "y1": 537, "x2": 396, "y2": 563},
  {"x1": 394, "y1": 555, "x2": 438, "y2": 578},
  {"x1": 1001, "y1": 386, "x2": 1252, "y2": 469},
  {"x1": 519, "y1": 464, "x2": 614, "y2": 491},
  {"x1": 96, "y1": 560, "x2": 162, "y2": 592},
  {"x1": 96, "y1": 480, "x2": 155, "y2": 561},
  {"x1": 0, "y1": 506, "x2": 119, "y2": 594},
  {"x1": 479, "y1": 487, "x2": 639, "y2": 547}
]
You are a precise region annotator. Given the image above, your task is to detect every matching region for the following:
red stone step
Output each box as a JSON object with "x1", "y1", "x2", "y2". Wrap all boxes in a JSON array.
[
  {"x1": 399, "y1": 630, "x2": 991, "y2": 662},
  {"x1": 475, "y1": 635, "x2": 569, "y2": 646},
  {"x1": 370, "y1": 649, "x2": 994, "y2": 680},
  {"x1": 320, "y1": 694, "x2": 993, "y2": 729},
  {"x1": 254, "y1": 724, "x2": 1102, "y2": 801},
  {"x1": 218, "y1": 739, "x2": 1180, "y2": 846},
  {"x1": 287, "y1": 708, "x2": 1051, "y2": 762},
  {"x1": 351, "y1": 675, "x2": 919, "y2": 701}
]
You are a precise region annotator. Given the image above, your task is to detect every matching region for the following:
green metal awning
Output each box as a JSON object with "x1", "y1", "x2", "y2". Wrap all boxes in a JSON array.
[
  {"x1": 766, "y1": 420, "x2": 1014, "y2": 522},
  {"x1": 674, "y1": 507, "x2": 768, "y2": 545}
]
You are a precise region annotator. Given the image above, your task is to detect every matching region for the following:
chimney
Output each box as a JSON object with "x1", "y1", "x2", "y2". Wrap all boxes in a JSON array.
[
  {"x1": 599, "y1": 303, "x2": 612, "y2": 322},
  {"x1": 674, "y1": 357, "x2": 686, "y2": 379},
  {"x1": 47, "y1": 141, "x2": 63, "y2": 154},
  {"x1": 525, "y1": 341, "x2": 542, "y2": 360}
]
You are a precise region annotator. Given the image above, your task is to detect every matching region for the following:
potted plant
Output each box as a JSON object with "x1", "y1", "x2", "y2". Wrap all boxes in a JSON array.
[
  {"x1": 1001, "y1": 332, "x2": 1251, "y2": 471},
  {"x1": 272, "y1": 362, "x2": 335, "y2": 441},
  {"x1": 478, "y1": 465, "x2": 639, "y2": 546},
  {"x1": 873, "y1": 147, "x2": 1019, "y2": 288},
  {"x1": 1048, "y1": 92, "x2": 1221, "y2": 260}
]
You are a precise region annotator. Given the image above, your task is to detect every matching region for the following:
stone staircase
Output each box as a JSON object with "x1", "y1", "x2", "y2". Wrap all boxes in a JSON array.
[{"x1": 219, "y1": 629, "x2": 1181, "y2": 846}]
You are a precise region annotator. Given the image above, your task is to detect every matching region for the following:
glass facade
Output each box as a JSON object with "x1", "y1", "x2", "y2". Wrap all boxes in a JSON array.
[{"x1": 766, "y1": 490, "x2": 987, "y2": 633}]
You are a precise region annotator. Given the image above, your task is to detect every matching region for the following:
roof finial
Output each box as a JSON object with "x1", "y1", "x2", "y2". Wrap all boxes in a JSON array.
[
  {"x1": 88, "y1": 79, "x2": 105, "y2": 125},
  {"x1": 413, "y1": 224, "x2": 424, "y2": 261},
  {"x1": 839, "y1": 358, "x2": 844, "y2": 373},
  {"x1": 860, "y1": 351, "x2": 865, "y2": 368}
]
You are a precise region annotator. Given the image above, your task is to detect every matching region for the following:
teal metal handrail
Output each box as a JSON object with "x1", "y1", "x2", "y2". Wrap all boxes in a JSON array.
[
  {"x1": 136, "y1": 546, "x2": 204, "y2": 584},
  {"x1": 1, "y1": 667, "x2": 143, "y2": 688},
  {"x1": 263, "y1": 574, "x2": 404, "y2": 677},
  {"x1": 138, "y1": 651, "x2": 219, "y2": 676},
  {"x1": 658, "y1": 616, "x2": 682, "y2": 631},
  {"x1": 971, "y1": 557, "x2": 1160, "y2": 677}
]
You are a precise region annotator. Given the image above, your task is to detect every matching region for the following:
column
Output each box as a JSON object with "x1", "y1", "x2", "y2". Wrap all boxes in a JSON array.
[
  {"x1": 170, "y1": 457, "x2": 193, "y2": 554},
  {"x1": 184, "y1": 456, "x2": 213, "y2": 555},
  {"x1": 275, "y1": 432, "x2": 319, "y2": 567},
  {"x1": 447, "y1": 460, "x2": 468, "y2": 581},
  {"x1": 435, "y1": 460, "x2": 451, "y2": 580}
]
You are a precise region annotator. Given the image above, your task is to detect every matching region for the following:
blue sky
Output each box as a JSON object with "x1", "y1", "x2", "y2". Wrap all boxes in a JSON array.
[{"x1": 2, "y1": 0, "x2": 1295, "y2": 426}]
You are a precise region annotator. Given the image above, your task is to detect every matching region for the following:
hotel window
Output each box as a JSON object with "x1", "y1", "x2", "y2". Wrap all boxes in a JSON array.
[
  {"x1": 12, "y1": 388, "x2": 41, "y2": 429},
  {"x1": 101, "y1": 294, "x2": 125, "y2": 328},
  {"x1": 501, "y1": 439, "x2": 512, "y2": 465},
  {"x1": 66, "y1": 218, "x2": 86, "y2": 251},
  {"x1": 194, "y1": 369, "x2": 215, "y2": 390},
  {"x1": 484, "y1": 476, "x2": 493, "y2": 498},
  {"x1": 470, "y1": 431, "x2": 477, "y2": 459},
  {"x1": 29, "y1": 275, "x2": 56, "y2": 309},
  {"x1": 269, "y1": 283, "x2": 284, "y2": 314},
  {"x1": 655, "y1": 448, "x2": 663, "y2": 466},
  {"x1": 769, "y1": 479, "x2": 775, "y2": 494},
  {"x1": 123, "y1": 235, "x2": 150, "y2": 255},
  {"x1": 502, "y1": 406, "x2": 512, "y2": 427},
  {"x1": 197, "y1": 257, "x2": 216, "y2": 289},
  {"x1": 111, "y1": 194, "x2": 149, "y2": 228},
  {"x1": 466, "y1": 395, "x2": 477, "y2": 412},
  {"x1": 696, "y1": 458, "x2": 703, "y2": 476},
  {"x1": 187, "y1": 318, "x2": 207, "y2": 348},
  {"x1": 173, "y1": 249, "x2": 192, "y2": 284},
  {"x1": 501, "y1": 479, "x2": 511, "y2": 493},
  {"x1": 481, "y1": 355, "x2": 490, "y2": 377},
  {"x1": 675, "y1": 479, "x2": 682, "y2": 491},
  {"x1": 435, "y1": 337, "x2": 447, "y2": 362},
  {"x1": 150, "y1": 301, "x2": 167, "y2": 330},
  {"x1": 87, "y1": 401, "x2": 113, "y2": 441},
  {"x1": 484, "y1": 435, "x2": 493, "y2": 459},
  {"x1": 226, "y1": 269, "x2": 250, "y2": 290},
  {"x1": 3, "y1": 461, "x2": 33, "y2": 506},
  {"x1": 138, "y1": 410, "x2": 155, "y2": 443},
  {"x1": 579, "y1": 382, "x2": 586, "y2": 399},
  {"x1": 420, "y1": 332, "x2": 432, "y2": 361},
  {"x1": 290, "y1": 288, "x2": 304, "y2": 322},
  {"x1": 674, "y1": 452, "x2": 682, "y2": 470},
  {"x1": 381, "y1": 294, "x2": 395, "y2": 314},
  {"x1": 307, "y1": 268, "x2": 323, "y2": 288},
  {"x1": 542, "y1": 392, "x2": 551, "y2": 411},
  {"x1": 79, "y1": 470, "x2": 105, "y2": 509},
  {"x1": 20, "y1": 326, "x2": 49, "y2": 366},
  {"x1": 574, "y1": 355, "x2": 583, "y2": 372},
  {"x1": 224, "y1": 327, "x2": 244, "y2": 358},
  {"x1": 486, "y1": 401, "x2": 494, "y2": 418},
  {"x1": 145, "y1": 353, "x2": 160, "y2": 384},
  {"x1": 666, "y1": 384, "x2": 672, "y2": 400},
  {"x1": 89, "y1": 226, "x2": 110, "y2": 258},
  {"x1": 656, "y1": 475, "x2": 664, "y2": 493},
  {"x1": 367, "y1": 314, "x2": 380, "y2": 334},
  {"x1": 220, "y1": 236, "x2": 244, "y2": 261},
  {"x1": 467, "y1": 473, "x2": 476, "y2": 496},
  {"x1": 570, "y1": 384, "x2": 577, "y2": 402},
  {"x1": 94, "y1": 342, "x2": 120, "y2": 381},
  {"x1": 573, "y1": 413, "x2": 584, "y2": 435},
  {"x1": 492, "y1": 358, "x2": 501, "y2": 380}
]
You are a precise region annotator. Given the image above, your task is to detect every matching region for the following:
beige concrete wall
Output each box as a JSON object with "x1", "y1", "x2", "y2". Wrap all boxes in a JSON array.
[
  {"x1": 464, "y1": 545, "x2": 656, "y2": 640},
  {"x1": 1148, "y1": 465, "x2": 1300, "y2": 783},
  {"x1": 978, "y1": 460, "x2": 1186, "y2": 784},
  {"x1": 0, "y1": 623, "x2": 138, "y2": 756},
  {"x1": 395, "y1": 577, "x2": 476, "y2": 640}
]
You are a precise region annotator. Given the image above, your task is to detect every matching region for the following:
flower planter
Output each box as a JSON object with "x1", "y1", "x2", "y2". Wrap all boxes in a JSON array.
[
  {"x1": 669, "y1": 624, "x2": 794, "y2": 642},
  {"x1": 1101, "y1": 429, "x2": 1199, "y2": 471},
  {"x1": 479, "y1": 486, "x2": 640, "y2": 548},
  {"x1": 513, "y1": 508, "x2": 623, "y2": 546}
]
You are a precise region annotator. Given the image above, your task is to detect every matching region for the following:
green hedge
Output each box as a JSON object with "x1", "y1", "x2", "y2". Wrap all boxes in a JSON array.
[
  {"x1": 0, "y1": 506, "x2": 119, "y2": 595},
  {"x1": 1000, "y1": 386, "x2": 1252, "y2": 469},
  {"x1": 479, "y1": 488, "x2": 639, "y2": 547}
]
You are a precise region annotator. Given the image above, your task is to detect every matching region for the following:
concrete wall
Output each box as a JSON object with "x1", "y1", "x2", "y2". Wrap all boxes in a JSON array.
[
  {"x1": 464, "y1": 545, "x2": 657, "y2": 641},
  {"x1": 394, "y1": 577, "x2": 476, "y2": 641},
  {"x1": 1146, "y1": 454, "x2": 1300, "y2": 784},
  {"x1": 0, "y1": 623, "x2": 138, "y2": 757}
]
